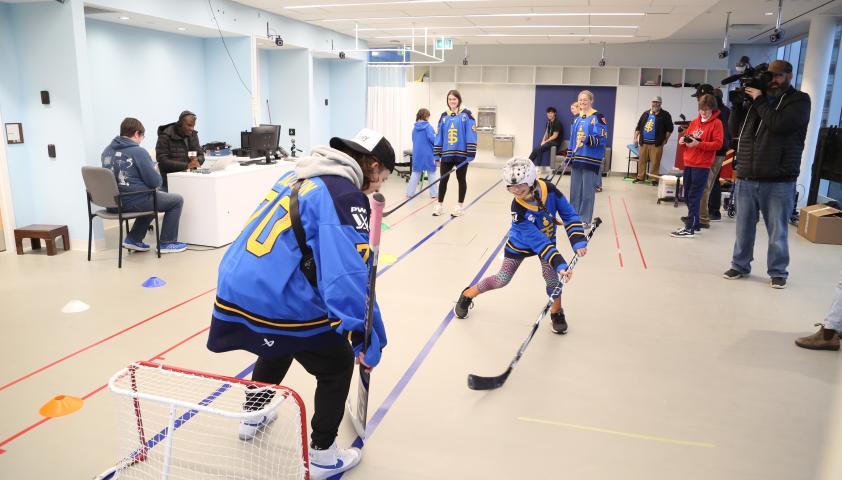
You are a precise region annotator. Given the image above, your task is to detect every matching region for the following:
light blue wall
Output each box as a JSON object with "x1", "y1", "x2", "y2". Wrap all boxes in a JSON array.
[
  {"x1": 330, "y1": 60, "x2": 367, "y2": 140},
  {"x1": 258, "y1": 49, "x2": 272, "y2": 127},
  {"x1": 263, "y1": 49, "x2": 312, "y2": 153},
  {"x1": 1, "y1": 0, "x2": 369, "y2": 244},
  {"x1": 0, "y1": 1, "x2": 92, "y2": 239},
  {"x1": 0, "y1": 2, "x2": 30, "y2": 225},
  {"x1": 312, "y1": 59, "x2": 333, "y2": 146},
  {"x1": 86, "y1": 20, "x2": 207, "y2": 154},
  {"x1": 202, "y1": 36, "x2": 253, "y2": 146}
]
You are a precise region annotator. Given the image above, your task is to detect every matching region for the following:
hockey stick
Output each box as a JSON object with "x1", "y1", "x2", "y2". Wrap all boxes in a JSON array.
[
  {"x1": 384, "y1": 157, "x2": 471, "y2": 217},
  {"x1": 347, "y1": 192, "x2": 386, "y2": 439},
  {"x1": 546, "y1": 154, "x2": 573, "y2": 187},
  {"x1": 467, "y1": 217, "x2": 603, "y2": 391}
]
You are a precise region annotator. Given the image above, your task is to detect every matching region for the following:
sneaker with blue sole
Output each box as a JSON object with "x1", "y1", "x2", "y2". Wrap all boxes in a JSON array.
[
  {"x1": 122, "y1": 240, "x2": 150, "y2": 252},
  {"x1": 309, "y1": 441, "x2": 361, "y2": 480},
  {"x1": 160, "y1": 242, "x2": 187, "y2": 253},
  {"x1": 238, "y1": 409, "x2": 278, "y2": 441}
]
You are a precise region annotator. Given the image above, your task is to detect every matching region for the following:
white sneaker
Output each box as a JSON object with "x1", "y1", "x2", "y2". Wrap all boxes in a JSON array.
[
  {"x1": 309, "y1": 441, "x2": 362, "y2": 480},
  {"x1": 451, "y1": 204, "x2": 464, "y2": 217},
  {"x1": 238, "y1": 409, "x2": 278, "y2": 441},
  {"x1": 432, "y1": 203, "x2": 443, "y2": 216}
]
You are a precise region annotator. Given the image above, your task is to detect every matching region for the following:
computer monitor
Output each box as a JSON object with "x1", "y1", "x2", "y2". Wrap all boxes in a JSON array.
[{"x1": 250, "y1": 125, "x2": 280, "y2": 164}]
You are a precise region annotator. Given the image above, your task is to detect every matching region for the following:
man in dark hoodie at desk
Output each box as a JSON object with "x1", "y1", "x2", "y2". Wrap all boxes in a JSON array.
[{"x1": 156, "y1": 110, "x2": 204, "y2": 190}]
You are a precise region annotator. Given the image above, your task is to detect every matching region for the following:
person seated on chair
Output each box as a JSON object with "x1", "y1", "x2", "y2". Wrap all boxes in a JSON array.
[
  {"x1": 102, "y1": 117, "x2": 187, "y2": 253},
  {"x1": 529, "y1": 106, "x2": 563, "y2": 177},
  {"x1": 156, "y1": 110, "x2": 204, "y2": 190}
]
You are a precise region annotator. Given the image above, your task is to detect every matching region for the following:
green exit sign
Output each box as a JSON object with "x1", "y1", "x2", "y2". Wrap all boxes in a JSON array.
[{"x1": 435, "y1": 37, "x2": 453, "y2": 50}]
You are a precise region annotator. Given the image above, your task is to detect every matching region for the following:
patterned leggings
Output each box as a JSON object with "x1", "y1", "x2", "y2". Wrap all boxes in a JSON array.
[{"x1": 476, "y1": 256, "x2": 562, "y2": 298}]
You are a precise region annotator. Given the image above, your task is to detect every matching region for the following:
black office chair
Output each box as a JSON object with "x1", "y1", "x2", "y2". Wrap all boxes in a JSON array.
[
  {"x1": 81, "y1": 166, "x2": 161, "y2": 268},
  {"x1": 396, "y1": 150, "x2": 413, "y2": 182}
]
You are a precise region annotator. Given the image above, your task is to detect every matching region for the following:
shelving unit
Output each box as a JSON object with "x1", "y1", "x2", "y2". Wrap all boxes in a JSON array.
[
  {"x1": 536, "y1": 66, "x2": 563, "y2": 85},
  {"x1": 418, "y1": 64, "x2": 729, "y2": 88}
]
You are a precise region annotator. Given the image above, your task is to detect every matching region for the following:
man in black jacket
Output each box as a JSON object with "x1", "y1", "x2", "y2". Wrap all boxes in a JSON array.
[
  {"x1": 156, "y1": 110, "x2": 204, "y2": 190},
  {"x1": 633, "y1": 96, "x2": 673, "y2": 183},
  {"x1": 723, "y1": 60, "x2": 811, "y2": 289}
]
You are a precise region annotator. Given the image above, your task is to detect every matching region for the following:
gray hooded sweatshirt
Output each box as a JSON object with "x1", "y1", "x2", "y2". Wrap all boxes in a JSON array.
[{"x1": 294, "y1": 145, "x2": 364, "y2": 188}]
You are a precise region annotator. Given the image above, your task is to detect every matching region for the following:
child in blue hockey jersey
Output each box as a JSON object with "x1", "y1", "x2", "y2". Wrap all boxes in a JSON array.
[
  {"x1": 408, "y1": 108, "x2": 439, "y2": 198},
  {"x1": 568, "y1": 90, "x2": 609, "y2": 224},
  {"x1": 454, "y1": 158, "x2": 588, "y2": 334},
  {"x1": 433, "y1": 89, "x2": 477, "y2": 217},
  {"x1": 207, "y1": 129, "x2": 395, "y2": 480}
]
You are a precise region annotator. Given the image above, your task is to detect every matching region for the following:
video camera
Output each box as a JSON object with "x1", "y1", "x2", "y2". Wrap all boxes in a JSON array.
[{"x1": 721, "y1": 63, "x2": 773, "y2": 105}]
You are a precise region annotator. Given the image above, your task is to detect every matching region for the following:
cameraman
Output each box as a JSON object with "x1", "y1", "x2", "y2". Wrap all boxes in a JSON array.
[{"x1": 723, "y1": 60, "x2": 811, "y2": 289}]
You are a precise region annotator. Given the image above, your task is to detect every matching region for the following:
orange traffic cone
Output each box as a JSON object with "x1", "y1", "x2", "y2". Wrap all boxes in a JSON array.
[{"x1": 39, "y1": 395, "x2": 84, "y2": 418}]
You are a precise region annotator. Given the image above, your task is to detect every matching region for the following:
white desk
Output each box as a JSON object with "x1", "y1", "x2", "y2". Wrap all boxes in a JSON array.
[{"x1": 168, "y1": 161, "x2": 296, "y2": 247}]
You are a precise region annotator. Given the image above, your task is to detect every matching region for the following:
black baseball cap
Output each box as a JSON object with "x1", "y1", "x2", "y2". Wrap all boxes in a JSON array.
[
  {"x1": 330, "y1": 128, "x2": 396, "y2": 172},
  {"x1": 691, "y1": 84, "x2": 715, "y2": 98}
]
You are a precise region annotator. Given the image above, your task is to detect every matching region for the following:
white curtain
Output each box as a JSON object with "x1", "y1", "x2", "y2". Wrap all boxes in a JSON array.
[{"x1": 367, "y1": 66, "x2": 411, "y2": 159}]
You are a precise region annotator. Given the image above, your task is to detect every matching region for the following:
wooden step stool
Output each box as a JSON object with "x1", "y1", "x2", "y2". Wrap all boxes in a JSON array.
[{"x1": 14, "y1": 224, "x2": 70, "y2": 256}]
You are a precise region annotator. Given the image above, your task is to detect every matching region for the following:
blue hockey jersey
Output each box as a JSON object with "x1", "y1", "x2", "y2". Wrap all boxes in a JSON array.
[
  {"x1": 208, "y1": 167, "x2": 387, "y2": 367},
  {"x1": 433, "y1": 108, "x2": 477, "y2": 163},
  {"x1": 504, "y1": 179, "x2": 588, "y2": 272},
  {"x1": 569, "y1": 111, "x2": 609, "y2": 172}
]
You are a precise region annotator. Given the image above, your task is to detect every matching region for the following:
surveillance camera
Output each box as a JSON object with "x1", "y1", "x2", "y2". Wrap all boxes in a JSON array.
[
  {"x1": 274, "y1": 36, "x2": 284, "y2": 47},
  {"x1": 462, "y1": 57, "x2": 469, "y2": 66},
  {"x1": 769, "y1": 29, "x2": 784, "y2": 43},
  {"x1": 598, "y1": 58, "x2": 606, "y2": 67},
  {"x1": 718, "y1": 49, "x2": 729, "y2": 59},
  {"x1": 339, "y1": 51, "x2": 346, "y2": 59}
]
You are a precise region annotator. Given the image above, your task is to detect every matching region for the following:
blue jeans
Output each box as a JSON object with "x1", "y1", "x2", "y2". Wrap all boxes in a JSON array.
[
  {"x1": 122, "y1": 191, "x2": 184, "y2": 244},
  {"x1": 683, "y1": 167, "x2": 709, "y2": 231},
  {"x1": 406, "y1": 169, "x2": 438, "y2": 198},
  {"x1": 730, "y1": 179, "x2": 796, "y2": 279},
  {"x1": 570, "y1": 166, "x2": 598, "y2": 224},
  {"x1": 825, "y1": 258, "x2": 842, "y2": 331}
]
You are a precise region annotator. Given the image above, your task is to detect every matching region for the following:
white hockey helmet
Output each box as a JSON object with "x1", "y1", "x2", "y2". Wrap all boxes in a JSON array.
[{"x1": 502, "y1": 157, "x2": 537, "y2": 187}]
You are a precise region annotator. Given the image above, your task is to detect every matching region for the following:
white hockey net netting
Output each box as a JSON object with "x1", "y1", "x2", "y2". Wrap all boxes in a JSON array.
[{"x1": 99, "y1": 362, "x2": 308, "y2": 480}]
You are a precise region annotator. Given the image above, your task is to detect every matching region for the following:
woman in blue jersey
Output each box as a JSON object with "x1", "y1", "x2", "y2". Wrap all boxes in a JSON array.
[
  {"x1": 433, "y1": 89, "x2": 477, "y2": 217},
  {"x1": 568, "y1": 90, "x2": 609, "y2": 225},
  {"x1": 407, "y1": 108, "x2": 439, "y2": 198},
  {"x1": 207, "y1": 129, "x2": 394, "y2": 480},
  {"x1": 453, "y1": 158, "x2": 587, "y2": 334}
]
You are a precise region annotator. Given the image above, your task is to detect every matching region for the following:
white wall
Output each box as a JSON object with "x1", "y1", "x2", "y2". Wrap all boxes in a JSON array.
[{"x1": 403, "y1": 81, "x2": 537, "y2": 161}]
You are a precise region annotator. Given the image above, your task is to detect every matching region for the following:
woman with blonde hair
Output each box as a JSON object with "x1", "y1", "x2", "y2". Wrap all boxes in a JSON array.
[{"x1": 567, "y1": 90, "x2": 608, "y2": 224}]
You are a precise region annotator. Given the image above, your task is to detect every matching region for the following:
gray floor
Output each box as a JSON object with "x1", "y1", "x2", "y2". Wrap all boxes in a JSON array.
[{"x1": 0, "y1": 170, "x2": 840, "y2": 479}]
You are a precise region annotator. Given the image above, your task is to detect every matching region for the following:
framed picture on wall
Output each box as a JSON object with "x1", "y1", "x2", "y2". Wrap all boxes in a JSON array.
[{"x1": 5, "y1": 123, "x2": 23, "y2": 144}]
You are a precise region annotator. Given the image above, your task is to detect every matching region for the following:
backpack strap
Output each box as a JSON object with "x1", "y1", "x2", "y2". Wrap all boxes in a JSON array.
[{"x1": 290, "y1": 179, "x2": 318, "y2": 288}]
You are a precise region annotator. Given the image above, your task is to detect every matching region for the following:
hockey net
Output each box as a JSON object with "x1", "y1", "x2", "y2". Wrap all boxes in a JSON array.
[{"x1": 97, "y1": 361, "x2": 309, "y2": 480}]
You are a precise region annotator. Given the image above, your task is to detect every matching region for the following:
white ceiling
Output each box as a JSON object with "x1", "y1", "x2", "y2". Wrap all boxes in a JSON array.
[{"x1": 232, "y1": 0, "x2": 842, "y2": 46}]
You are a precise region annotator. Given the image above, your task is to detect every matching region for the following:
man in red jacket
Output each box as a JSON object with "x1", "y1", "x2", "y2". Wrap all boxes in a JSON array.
[{"x1": 670, "y1": 94, "x2": 724, "y2": 238}]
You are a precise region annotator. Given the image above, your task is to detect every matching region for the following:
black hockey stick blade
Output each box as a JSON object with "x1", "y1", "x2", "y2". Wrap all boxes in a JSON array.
[{"x1": 467, "y1": 368, "x2": 511, "y2": 390}]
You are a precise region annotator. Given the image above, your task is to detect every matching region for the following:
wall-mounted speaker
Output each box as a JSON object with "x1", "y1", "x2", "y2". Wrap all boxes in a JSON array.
[{"x1": 40, "y1": 91, "x2": 50, "y2": 105}]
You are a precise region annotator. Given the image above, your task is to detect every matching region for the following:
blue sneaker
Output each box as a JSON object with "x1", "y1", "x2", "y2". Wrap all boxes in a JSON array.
[
  {"x1": 160, "y1": 242, "x2": 187, "y2": 254},
  {"x1": 122, "y1": 240, "x2": 151, "y2": 252}
]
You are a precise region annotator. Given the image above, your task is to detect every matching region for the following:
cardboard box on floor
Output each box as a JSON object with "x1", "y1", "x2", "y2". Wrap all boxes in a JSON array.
[{"x1": 797, "y1": 205, "x2": 842, "y2": 245}]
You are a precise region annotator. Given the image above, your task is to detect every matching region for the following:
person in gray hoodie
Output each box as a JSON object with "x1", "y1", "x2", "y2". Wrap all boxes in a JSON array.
[{"x1": 101, "y1": 118, "x2": 187, "y2": 253}]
